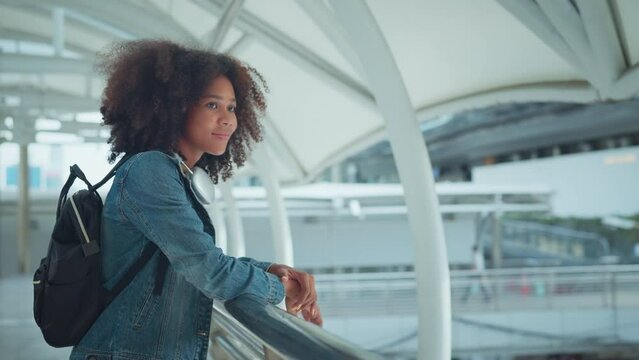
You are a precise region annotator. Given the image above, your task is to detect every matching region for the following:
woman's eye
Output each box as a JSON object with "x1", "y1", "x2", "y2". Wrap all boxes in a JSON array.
[
  {"x1": 228, "y1": 105, "x2": 236, "y2": 113},
  {"x1": 206, "y1": 102, "x2": 218, "y2": 109}
]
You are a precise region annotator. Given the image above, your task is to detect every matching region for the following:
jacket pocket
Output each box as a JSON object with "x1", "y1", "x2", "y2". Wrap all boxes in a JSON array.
[{"x1": 132, "y1": 278, "x2": 161, "y2": 330}]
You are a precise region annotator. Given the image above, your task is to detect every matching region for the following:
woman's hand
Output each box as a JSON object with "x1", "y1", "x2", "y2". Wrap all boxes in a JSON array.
[
  {"x1": 268, "y1": 263, "x2": 323, "y2": 326},
  {"x1": 301, "y1": 301, "x2": 323, "y2": 327}
]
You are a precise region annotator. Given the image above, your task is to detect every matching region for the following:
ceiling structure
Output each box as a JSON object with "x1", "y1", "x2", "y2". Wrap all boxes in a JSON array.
[
  {"x1": 0, "y1": 0, "x2": 638, "y2": 185},
  {"x1": 347, "y1": 100, "x2": 639, "y2": 174}
]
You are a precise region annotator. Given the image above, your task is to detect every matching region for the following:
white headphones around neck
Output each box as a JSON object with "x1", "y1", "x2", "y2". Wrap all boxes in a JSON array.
[{"x1": 177, "y1": 158, "x2": 215, "y2": 205}]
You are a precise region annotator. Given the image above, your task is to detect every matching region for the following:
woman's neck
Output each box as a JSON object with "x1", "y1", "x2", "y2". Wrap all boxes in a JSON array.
[{"x1": 176, "y1": 141, "x2": 202, "y2": 169}]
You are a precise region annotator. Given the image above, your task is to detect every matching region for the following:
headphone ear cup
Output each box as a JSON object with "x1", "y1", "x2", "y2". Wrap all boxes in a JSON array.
[{"x1": 192, "y1": 167, "x2": 215, "y2": 205}]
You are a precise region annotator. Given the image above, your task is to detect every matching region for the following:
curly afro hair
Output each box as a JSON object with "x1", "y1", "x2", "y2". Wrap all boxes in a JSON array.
[{"x1": 98, "y1": 39, "x2": 267, "y2": 183}]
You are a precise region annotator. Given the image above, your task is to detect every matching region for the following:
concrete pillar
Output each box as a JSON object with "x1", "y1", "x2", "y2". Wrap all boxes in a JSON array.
[{"x1": 328, "y1": 2, "x2": 451, "y2": 358}]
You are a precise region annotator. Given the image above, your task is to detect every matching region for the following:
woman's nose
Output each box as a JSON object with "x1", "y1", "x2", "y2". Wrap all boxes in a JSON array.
[{"x1": 219, "y1": 113, "x2": 232, "y2": 127}]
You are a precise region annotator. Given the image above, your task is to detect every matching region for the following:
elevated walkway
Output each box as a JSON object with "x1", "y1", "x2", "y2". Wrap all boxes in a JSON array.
[{"x1": 3, "y1": 265, "x2": 638, "y2": 359}]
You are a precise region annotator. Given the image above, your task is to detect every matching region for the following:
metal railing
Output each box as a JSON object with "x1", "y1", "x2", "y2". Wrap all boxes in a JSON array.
[
  {"x1": 206, "y1": 265, "x2": 639, "y2": 358},
  {"x1": 208, "y1": 296, "x2": 384, "y2": 360},
  {"x1": 311, "y1": 265, "x2": 639, "y2": 316}
]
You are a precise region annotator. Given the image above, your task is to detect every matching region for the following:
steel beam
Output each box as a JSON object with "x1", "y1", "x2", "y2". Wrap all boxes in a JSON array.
[
  {"x1": 204, "y1": 0, "x2": 245, "y2": 51},
  {"x1": 0, "y1": 0, "x2": 196, "y2": 42},
  {"x1": 0, "y1": 53, "x2": 94, "y2": 73},
  {"x1": 537, "y1": 0, "x2": 601, "y2": 86},
  {"x1": 577, "y1": 0, "x2": 627, "y2": 97},
  {"x1": 0, "y1": 86, "x2": 99, "y2": 113},
  {"x1": 262, "y1": 117, "x2": 306, "y2": 182},
  {"x1": 496, "y1": 0, "x2": 599, "y2": 88},
  {"x1": 192, "y1": 0, "x2": 376, "y2": 112},
  {"x1": 611, "y1": 64, "x2": 639, "y2": 99},
  {"x1": 295, "y1": 0, "x2": 364, "y2": 77},
  {"x1": 0, "y1": 28, "x2": 93, "y2": 57}
]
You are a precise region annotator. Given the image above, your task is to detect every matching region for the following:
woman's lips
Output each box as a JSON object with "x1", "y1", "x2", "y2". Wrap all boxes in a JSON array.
[{"x1": 212, "y1": 133, "x2": 230, "y2": 140}]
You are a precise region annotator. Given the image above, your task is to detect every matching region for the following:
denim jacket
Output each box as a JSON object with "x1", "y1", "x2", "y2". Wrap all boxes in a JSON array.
[{"x1": 70, "y1": 151, "x2": 285, "y2": 360}]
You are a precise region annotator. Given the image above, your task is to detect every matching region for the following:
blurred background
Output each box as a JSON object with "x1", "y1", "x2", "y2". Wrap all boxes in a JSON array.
[{"x1": 1, "y1": 0, "x2": 638, "y2": 359}]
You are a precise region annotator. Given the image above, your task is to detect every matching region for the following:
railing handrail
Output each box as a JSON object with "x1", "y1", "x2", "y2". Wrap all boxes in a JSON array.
[
  {"x1": 311, "y1": 264, "x2": 639, "y2": 283},
  {"x1": 209, "y1": 264, "x2": 639, "y2": 357},
  {"x1": 211, "y1": 296, "x2": 384, "y2": 360}
]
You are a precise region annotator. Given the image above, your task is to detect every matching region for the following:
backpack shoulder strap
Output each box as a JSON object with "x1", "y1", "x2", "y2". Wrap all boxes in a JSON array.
[
  {"x1": 56, "y1": 154, "x2": 133, "y2": 219},
  {"x1": 106, "y1": 242, "x2": 159, "y2": 303},
  {"x1": 92, "y1": 153, "x2": 134, "y2": 191}
]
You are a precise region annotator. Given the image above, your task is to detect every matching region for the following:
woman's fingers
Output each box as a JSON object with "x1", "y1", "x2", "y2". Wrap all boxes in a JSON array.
[
  {"x1": 272, "y1": 264, "x2": 319, "y2": 315},
  {"x1": 285, "y1": 296, "x2": 298, "y2": 315},
  {"x1": 288, "y1": 271, "x2": 316, "y2": 311},
  {"x1": 301, "y1": 302, "x2": 323, "y2": 327},
  {"x1": 300, "y1": 273, "x2": 316, "y2": 308},
  {"x1": 268, "y1": 263, "x2": 294, "y2": 281},
  {"x1": 277, "y1": 266, "x2": 318, "y2": 313}
]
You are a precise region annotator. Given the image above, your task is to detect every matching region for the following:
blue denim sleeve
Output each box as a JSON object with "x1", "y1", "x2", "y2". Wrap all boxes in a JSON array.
[
  {"x1": 237, "y1": 258, "x2": 273, "y2": 272},
  {"x1": 119, "y1": 152, "x2": 284, "y2": 304}
]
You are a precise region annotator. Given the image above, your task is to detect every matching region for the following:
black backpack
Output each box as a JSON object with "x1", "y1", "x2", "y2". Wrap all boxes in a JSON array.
[{"x1": 33, "y1": 155, "x2": 167, "y2": 347}]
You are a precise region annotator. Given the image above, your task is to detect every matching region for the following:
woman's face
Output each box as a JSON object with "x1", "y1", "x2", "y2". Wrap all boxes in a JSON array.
[{"x1": 178, "y1": 75, "x2": 238, "y2": 166}]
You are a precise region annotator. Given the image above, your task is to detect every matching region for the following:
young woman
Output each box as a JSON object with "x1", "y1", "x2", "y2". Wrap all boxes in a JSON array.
[{"x1": 70, "y1": 40, "x2": 321, "y2": 359}]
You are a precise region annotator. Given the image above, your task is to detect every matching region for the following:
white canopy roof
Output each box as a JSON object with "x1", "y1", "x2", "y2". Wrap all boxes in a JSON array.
[{"x1": 1, "y1": 0, "x2": 637, "y2": 184}]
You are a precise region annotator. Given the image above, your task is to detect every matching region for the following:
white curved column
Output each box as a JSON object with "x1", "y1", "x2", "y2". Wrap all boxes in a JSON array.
[
  {"x1": 219, "y1": 181, "x2": 246, "y2": 258},
  {"x1": 328, "y1": 1, "x2": 451, "y2": 359},
  {"x1": 252, "y1": 146, "x2": 294, "y2": 266}
]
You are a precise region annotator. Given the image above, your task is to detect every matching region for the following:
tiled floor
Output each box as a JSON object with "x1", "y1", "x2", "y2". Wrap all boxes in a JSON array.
[{"x1": 0, "y1": 276, "x2": 71, "y2": 360}]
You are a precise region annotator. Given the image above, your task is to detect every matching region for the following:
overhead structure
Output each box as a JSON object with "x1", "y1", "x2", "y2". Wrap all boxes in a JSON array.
[
  {"x1": 2, "y1": 1, "x2": 639, "y2": 358},
  {"x1": 2, "y1": 0, "x2": 638, "y2": 183},
  {"x1": 1, "y1": 0, "x2": 638, "y2": 182}
]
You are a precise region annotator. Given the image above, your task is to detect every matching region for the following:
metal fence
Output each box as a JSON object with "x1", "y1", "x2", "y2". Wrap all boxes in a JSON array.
[
  {"x1": 312, "y1": 265, "x2": 639, "y2": 317},
  {"x1": 206, "y1": 265, "x2": 639, "y2": 359}
]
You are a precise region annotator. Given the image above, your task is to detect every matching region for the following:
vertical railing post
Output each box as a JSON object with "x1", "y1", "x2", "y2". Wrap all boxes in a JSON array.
[
  {"x1": 545, "y1": 271, "x2": 553, "y2": 309},
  {"x1": 492, "y1": 194, "x2": 503, "y2": 268},
  {"x1": 611, "y1": 271, "x2": 619, "y2": 340}
]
